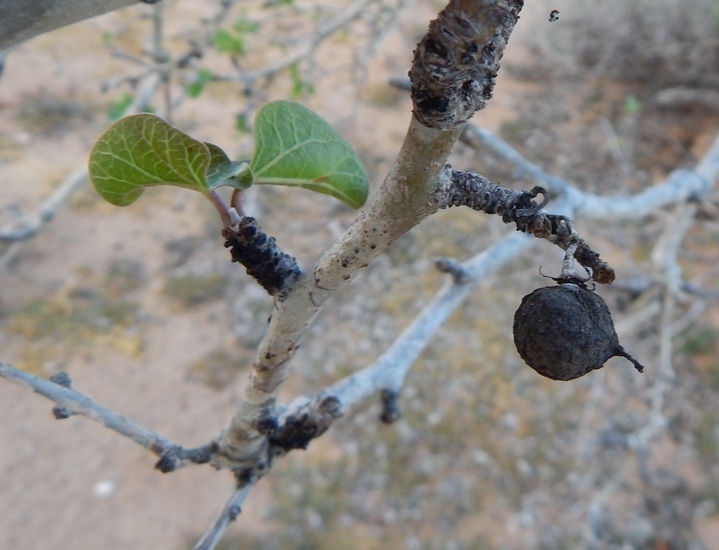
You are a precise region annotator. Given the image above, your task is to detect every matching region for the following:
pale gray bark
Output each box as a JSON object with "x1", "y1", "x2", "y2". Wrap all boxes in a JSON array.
[{"x1": 0, "y1": 0, "x2": 139, "y2": 51}]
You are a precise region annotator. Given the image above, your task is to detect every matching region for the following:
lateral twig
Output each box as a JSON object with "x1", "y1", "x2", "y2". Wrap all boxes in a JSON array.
[
  {"x1": 0, "y1": 363, "x2": 213, "y2": 471},
  {"x1": 192, "y1": 485, "x2": 253, "y2": 550}
]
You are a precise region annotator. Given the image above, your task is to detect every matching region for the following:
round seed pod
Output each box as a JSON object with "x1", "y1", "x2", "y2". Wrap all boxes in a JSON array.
[{"x1": 513, "y1": 281, "x2": 645, "y2": 381}]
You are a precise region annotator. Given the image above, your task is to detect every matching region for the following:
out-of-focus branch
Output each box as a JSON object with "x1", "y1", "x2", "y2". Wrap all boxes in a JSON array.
[
  {"x1": 0, "y1": 0, "x2": 142, "y2": 51},
  {"x1": 0, "y1": 363, "x2": 215, "y2": 470},
  {"x1": 192, "y1": 486, "x2": 253, "y2": 550},
  {"x1": 461, "y1": 124, "x2": 715, "y2": 215},
  {"x1": 0, "y1": 167, "x2": 88, "y2": 242},
  {"x1": 216, "y1": 0, "x2": 373, "y2": 86}
]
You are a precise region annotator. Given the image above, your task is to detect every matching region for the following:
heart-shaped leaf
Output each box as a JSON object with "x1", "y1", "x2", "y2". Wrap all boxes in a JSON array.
[
  {"x1": 88, "y1": 114, "x2": 214, "y2": 206},
  {"x1": 250, "y1": 101, "x2": 369, "y2": 208}
]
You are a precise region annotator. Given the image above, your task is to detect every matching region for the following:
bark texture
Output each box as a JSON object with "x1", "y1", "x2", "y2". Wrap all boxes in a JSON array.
[
  {"x1": 410, "y1": 0, "x2": 524, "y2": 129},
  {"x1": 0, "y1": 0, "x2": 138, "y2": 51}
]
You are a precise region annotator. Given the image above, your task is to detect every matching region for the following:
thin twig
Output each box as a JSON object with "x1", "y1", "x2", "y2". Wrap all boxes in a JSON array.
[
  {"x1": 0, "y1": 363, "x2": 214, "y2": 471},
  {"x1": 0, "y1": 363, "x2": 174, "y2": 455},
  {"x1": 0, "y1": 167, "x2": 88, "y2": 242},
  {"x1": 217, "y1": 0, "x2": 374, "y2": 85},
  {"x1": 193, "y1": 485, "x2": 253, "y2": 550}
]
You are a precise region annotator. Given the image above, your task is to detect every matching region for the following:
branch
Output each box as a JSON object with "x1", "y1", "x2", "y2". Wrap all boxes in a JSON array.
[
  {"x1": 461, "y1": 124, "x2": 715, "y2": 217},
  {"x1": 276, "y1": 128, "x2": 719, "y2": 426},
  {"x1": 0, "y1": 363, "x2": 214, "y2": 471},
  {"x1": 435, "y1": 169, "x2": 615, "y2": 283},
  {"x1": 0, "y1": 0, "x2": 142, "y2": 51},
  {"x1": 410, "y1": 0, "x2": 523, "y2": 129},
  {"x1": 0, "y1": 167, "x2": 87, "y2": 242},
  {"x1": 223, "y1": 217, "x2": 302, "y2": 298},
  {"x1": 213, "y1": 0, "x2": 526, "y2": 474},
  {"x1": 192, "y1": 485, "x2": 253, "y2": 550},
  {"x1": 216, "y1": 0, "x2": 373, "y2": 86}
]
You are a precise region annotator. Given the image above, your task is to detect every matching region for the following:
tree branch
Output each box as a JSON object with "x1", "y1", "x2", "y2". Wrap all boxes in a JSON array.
[
  {"x1": 436, "y1": 169, "x2": 614, "y2": 282},
  {"x1": 274, "y1": 127, "x2": 719, "y2": 429},
  {"x1": 223, "y1": 217, "x2": 302, "y2": 298},
  {"x1": 410, "y1": 0, "x2": 524, "y2": 129},
  {"x1": 0, "y1": 363, "x2": 214, "y2": 471},
  {"x1": 212, "y1": 0, "x2": 526, "y2": 477},
  {"x1": 192, "y1": 486, "x2": 253, "y2": 550},
  {"x1": 0, "y1": 0, "x2": 141, "y2": 51}
]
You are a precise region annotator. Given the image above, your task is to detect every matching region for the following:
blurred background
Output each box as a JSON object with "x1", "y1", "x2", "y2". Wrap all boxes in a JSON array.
[{"x1": 1, "y1": 0, "x2": 719, "y2": 548}]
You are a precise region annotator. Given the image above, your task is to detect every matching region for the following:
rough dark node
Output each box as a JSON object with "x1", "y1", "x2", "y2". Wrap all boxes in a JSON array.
[
  {"x1": 227, "y1": 504, "x2": 242, "y2": 521},
  {"x1": 513, "y1": 278, "x2": 645, "y2": 381},
  {"x1": 268, "y1": 413, "x2": 320, "y2": 451},
  {"x1": 409, "y1": 1, "x2": 524, "y2": 129},
  {"x1": 268, "y1": 395, "x2": 342, "y2": 451},
  {"x1": 223, "y1": 217, "x2": 301, "y2": 297},
  {"x1": 502, "y1": 186, "x2": 548, "y2": 227},
  {"x1": 155, "y1": 452, "x2": 179, "y2": 473},
  {"x1": 50, "y1": 371, "x2": 73, "y2": 388},
  {"x1": 154, "y1": 443, "x2": 215, "y2": 473},
  {"x1": 379, "y1": 389, "x2": 401, "y2": 424},
  {"x1": 235, "y1": 468, "x2": 254, "y2": 486},
  {"x1": 49, "y1": 372, "x2": 76, "y2": 419},
  {"x1": 52, "y1": 406, "x2": 73, "y2": 419},
  {"x1": 254, "y1": 409, "x2": 279, "y2": 435}
]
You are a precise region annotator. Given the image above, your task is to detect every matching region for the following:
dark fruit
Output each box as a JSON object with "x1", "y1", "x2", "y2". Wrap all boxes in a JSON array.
[{"x1": 513, "y1": 282, "x2": 645, "y2": 381}]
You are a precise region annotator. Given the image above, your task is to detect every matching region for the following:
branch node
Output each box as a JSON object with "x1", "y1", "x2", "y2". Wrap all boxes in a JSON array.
[
  {"x1": 379, "y1": 389, "x2": 401, "y2": 424},
  {"x1": 155, "y1": 443, "x2": 216, "y2": 473},
  {"x1": 434, "y1": 257, "x2": 469, "y2": 283},
  {"x1": 410, "y1": 0, "x2": 524, "y2": 129},
  {"x1": 502, "y1": 186, "x2": 549, "y2": 229},
  {"x1": 269, "y1": 393, "x2": 343, "y2": 451},
  {"x1": 253, "y1": 408, "x2": 279, "y2": 435},
  {"x1": 50, "y1": 371, "x2": 72, "y2": 388},
  {"x1": 223, "y1": 217, "x2": 302, "y2": 298},
  {"x1": 49, "y1": 372, "x2": 77, "y2": 419},
  {"x1": 52, "y1": 406, "x2": 74, "y2": 420},
  {"x1": 227, "y1": 504, "x2": 242, "y2": 522}
]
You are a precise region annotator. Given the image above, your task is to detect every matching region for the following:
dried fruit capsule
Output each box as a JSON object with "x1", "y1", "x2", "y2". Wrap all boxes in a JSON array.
[{"x1": 513, "y1": 280, "x2": 645, "y2": 381}]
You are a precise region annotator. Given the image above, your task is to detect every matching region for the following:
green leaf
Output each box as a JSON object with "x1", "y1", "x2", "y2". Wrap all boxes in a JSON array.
[
  {"x1": 214, "y1": 29, "x2": 245, "y2": 55},
  {"x1": 233, "y1": 16, "x2": 259, "y2": 34},
  {"x1": 186, "y1": 68, "x2": 213, "y2": 98},
  {"x1": 250, "y1": 101, "x2": 369, "y2": 208},
  {"x1": 205, "y1": 143, "x2": 253, "y2": 190},
  {"x1": 88, "y1": 114, "x2": 213, "y2": 206},
  {"x1": 289, "y1": 63, "x2": 314, "y2": 99},
  {"x1": 235, "y1": 113, "x2": 250, "y2": 134}
]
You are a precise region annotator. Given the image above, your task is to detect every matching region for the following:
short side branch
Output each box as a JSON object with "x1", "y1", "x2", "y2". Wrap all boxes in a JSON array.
[
  {"x1": 436, "y1": 169, "x2": 615, "y2": 283},
  {"x1": 0, "y1": 363, "x2": 212, "y2": 472}
]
